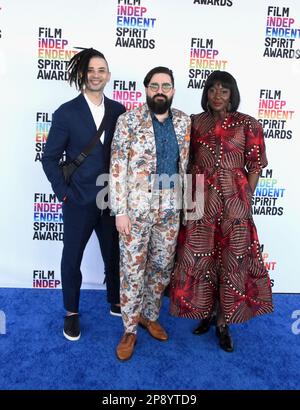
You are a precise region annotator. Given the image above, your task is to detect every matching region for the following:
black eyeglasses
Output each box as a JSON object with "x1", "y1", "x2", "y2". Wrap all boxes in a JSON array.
[{"x1": 148, "y1": 82, "x2": 173, "y2": 93}]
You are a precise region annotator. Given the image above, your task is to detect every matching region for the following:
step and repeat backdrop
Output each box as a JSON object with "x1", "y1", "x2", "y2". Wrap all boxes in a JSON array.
[{"x1": 0, "y1": 0, "x2": 299, "y2": 292}]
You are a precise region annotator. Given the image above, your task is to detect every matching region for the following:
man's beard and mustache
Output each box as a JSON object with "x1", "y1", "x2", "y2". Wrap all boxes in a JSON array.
[{"x1": 146, "y1": 94, "x2": 173, "y2": 115}]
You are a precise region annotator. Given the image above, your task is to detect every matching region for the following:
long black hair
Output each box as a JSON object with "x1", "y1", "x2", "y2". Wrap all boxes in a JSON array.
[{"x1": 68, "y1": 48, "x2": 109, "y2": 90}]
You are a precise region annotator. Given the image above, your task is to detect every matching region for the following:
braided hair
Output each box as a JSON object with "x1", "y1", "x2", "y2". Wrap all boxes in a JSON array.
[{"x1": 68, "y1": 48, "x2": 109, "y2": 90}]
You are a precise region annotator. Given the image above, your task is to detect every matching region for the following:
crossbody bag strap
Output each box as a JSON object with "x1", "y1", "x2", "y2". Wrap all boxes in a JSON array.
[{"x1": 64, "y1": 112, "x2": 108, "y2": 176}]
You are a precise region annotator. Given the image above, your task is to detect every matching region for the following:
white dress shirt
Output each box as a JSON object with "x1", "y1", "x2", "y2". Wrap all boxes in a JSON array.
[{"x1": 83, "y1": 93, "x2": 105, "y2": 143}]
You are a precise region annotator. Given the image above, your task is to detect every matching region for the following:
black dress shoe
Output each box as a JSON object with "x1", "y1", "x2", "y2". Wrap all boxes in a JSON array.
[
  {"x1": 216, "y1": 324, "x2": 234, "y2": 352},
  {"x1": 193, "y1": 315, "x2": 216, "y2": 335}
]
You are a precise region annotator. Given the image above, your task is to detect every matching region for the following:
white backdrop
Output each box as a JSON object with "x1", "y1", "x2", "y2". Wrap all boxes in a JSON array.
[{"x1": 0, "y1": 0, "x2": 299, "y2": 292}]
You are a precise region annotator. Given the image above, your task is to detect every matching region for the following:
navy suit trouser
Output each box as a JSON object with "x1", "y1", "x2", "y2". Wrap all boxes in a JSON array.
[{"x1": 61, "y1": 201, "x2": 120, "y2": 312}]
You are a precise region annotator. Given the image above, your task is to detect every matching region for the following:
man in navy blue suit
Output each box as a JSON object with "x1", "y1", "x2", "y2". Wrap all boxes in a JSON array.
[{"x1": 42, "y1": 48, "x2": 126, "y2": 341}]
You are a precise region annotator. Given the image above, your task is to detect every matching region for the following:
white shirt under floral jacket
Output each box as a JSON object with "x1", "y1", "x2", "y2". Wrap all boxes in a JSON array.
[{"x1": 109, "y1": 103, "x2": 191, "y2": 219}]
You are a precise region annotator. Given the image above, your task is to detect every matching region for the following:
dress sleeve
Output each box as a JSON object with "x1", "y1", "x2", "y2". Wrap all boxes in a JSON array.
[{"x1": 245, "y1": 117, "x2": 268, "y2": 174}]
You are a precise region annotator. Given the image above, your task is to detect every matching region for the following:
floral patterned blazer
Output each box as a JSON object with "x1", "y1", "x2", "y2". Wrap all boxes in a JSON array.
[{"x1": 109, "y1": 103, "x2": 191, "y2": 218}]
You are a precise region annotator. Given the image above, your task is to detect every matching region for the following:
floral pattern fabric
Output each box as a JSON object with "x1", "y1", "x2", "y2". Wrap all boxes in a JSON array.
[
  {"x1": 110, "y1": 103, "x2": 191, "y2": 333},
  {"x1": 109, "y1": 104, "x2": 191, "y2": 218}
]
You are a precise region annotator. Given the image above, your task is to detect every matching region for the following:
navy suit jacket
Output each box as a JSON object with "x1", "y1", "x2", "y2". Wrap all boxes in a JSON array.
[{"x1": 42, "y1": 94, "x2": 126, "y2": 206}]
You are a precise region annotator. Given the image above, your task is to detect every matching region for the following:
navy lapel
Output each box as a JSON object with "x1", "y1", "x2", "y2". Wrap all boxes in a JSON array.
[
  {"x1": 103, "y1": 96, "x2": 114, "y2": 146},
  {"x1": 75, "y1": 94, "x2": 97, "y2": 135}
]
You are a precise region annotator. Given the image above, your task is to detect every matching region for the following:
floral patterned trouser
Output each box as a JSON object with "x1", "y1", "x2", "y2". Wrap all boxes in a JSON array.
[{"x1": 119, "y1": 210, "x2": 180, "y2": 334}]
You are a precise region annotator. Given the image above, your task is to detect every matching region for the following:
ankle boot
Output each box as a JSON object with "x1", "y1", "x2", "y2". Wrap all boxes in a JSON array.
[
  {"x1": 216, "y1": 324, "x2": 234, "y2": 352},
  {"x1": 193, "y1": 315, "x2": 216, "y2": 335}
]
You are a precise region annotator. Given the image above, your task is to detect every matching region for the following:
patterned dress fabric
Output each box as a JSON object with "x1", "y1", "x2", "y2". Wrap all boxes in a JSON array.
[{"x1": 170, "y1": 111, "x2": 273, "y2": 324}]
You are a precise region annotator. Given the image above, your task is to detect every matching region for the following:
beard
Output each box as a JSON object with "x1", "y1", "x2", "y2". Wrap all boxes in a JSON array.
[{"x1": 146, "y1": 94, "x2": 173, "y2": 115}]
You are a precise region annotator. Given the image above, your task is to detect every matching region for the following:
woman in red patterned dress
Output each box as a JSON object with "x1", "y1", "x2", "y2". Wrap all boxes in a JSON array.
[{"x1": 169, "y1": 71, "x2": 273, "y2": 352}]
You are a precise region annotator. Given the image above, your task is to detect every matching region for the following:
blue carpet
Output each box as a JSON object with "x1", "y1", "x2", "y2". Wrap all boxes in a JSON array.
[{"x1": 0, "y1": 289, "x2": 299, "y2": 390}]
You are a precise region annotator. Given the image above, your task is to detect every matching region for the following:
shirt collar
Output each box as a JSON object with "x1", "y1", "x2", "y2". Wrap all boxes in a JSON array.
[{"x1": 83, "y1": 93, "x2": 105, "y2": 110}]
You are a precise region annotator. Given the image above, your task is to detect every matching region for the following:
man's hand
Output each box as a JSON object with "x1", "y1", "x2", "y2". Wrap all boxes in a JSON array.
[{"x1": 116, "y1": 215, "x2": 131, "y2": 235}]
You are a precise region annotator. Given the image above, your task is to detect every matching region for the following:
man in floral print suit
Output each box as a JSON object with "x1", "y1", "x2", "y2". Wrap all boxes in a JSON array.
[{"x1": 109, "y1": 66, "x2": 191, "y2": 360}]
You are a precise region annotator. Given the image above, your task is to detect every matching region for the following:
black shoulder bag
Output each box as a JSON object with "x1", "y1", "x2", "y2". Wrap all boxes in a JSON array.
[{"x1": 60, "y1": 113, "x2": 107, "y2": 185}]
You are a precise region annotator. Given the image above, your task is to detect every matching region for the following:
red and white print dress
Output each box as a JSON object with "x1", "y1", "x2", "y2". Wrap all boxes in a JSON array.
[{"x1": 170, "y1": 111, "x2": 273, "y2": 324}]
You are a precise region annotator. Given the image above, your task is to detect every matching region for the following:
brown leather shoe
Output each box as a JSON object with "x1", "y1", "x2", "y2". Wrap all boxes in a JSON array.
[
  {"x1": 139, "y1": 316, "x2": 168, "y2": 341},
  {"x1": 116, "y1": 332, "x2": 137, "y2": 361}
]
